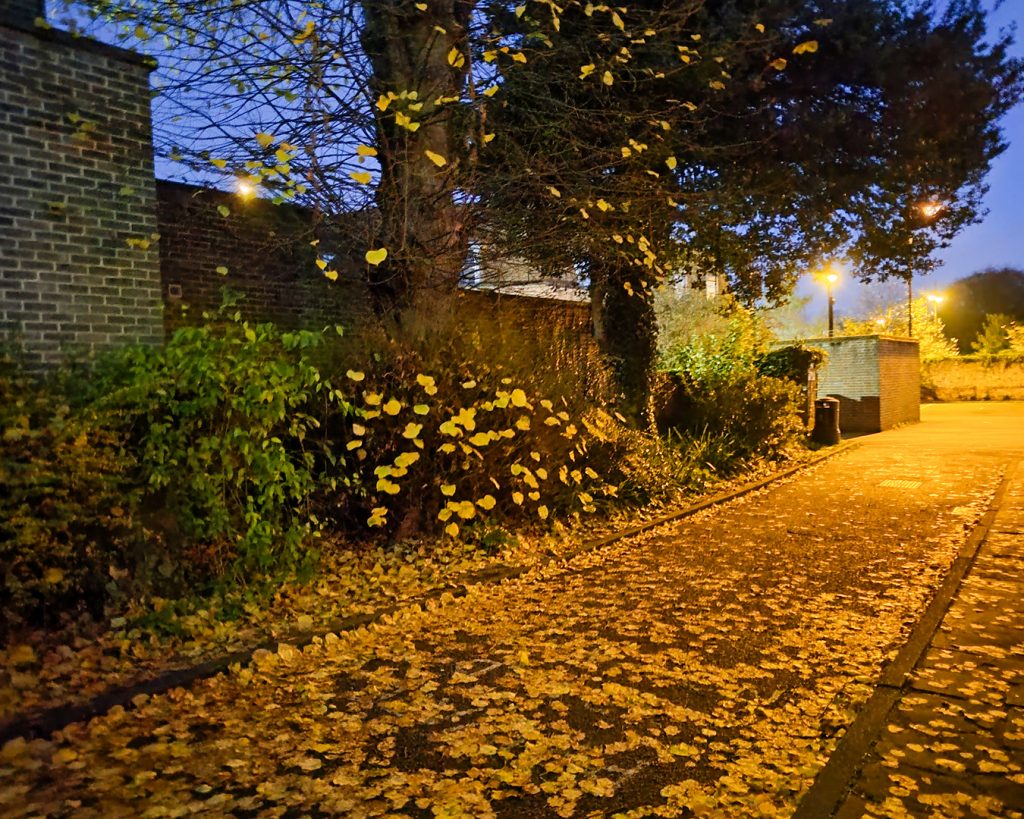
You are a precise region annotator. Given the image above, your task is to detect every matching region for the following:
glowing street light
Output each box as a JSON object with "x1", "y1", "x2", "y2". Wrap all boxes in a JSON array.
[
  {"x1": 236, "y1": 179, "x2": 257, "y2": 199},
  {"x1": 926, "y1": 292, "x2": 945, "y2": 318}
]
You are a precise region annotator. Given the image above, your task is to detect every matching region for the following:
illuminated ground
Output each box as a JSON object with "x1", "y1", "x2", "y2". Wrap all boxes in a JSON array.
[{"x1": 1, "y1": 403, "x2": 1022, "y2": 817}]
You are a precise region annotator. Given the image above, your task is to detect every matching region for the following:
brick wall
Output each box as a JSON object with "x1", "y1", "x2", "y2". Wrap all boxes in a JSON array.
[
  {"x1": 157, "y1": 181, "x2": 374, "y2": 331},
  {"x1": 810, "y1": 335, "x2": 920, "y2": 433},
  {"x1": 0, "y1": 16, "x2": 163, "y2": 367},
  {"x1": 878, "y1": 338, "x2": 921, "y2": 428}
]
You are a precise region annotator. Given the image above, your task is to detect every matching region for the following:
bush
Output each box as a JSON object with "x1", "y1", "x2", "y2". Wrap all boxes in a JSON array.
[
  {"x1": 97, "y1": 308, "x2": 351, "y2": 581},
  {"x1": 655, "y1": 292, "x2": 802, "y2": 459},
  {"x1": 0, "y1": 355, "x2": 142, "y2": 636},
  {"x1": 312, "y1": 313, "x2": 629, "y2": 540}
]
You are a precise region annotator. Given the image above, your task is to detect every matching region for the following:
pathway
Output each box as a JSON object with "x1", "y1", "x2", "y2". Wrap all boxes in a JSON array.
[{"x1": 0, "y1": 403, "x2": 1022, "y2": 817}]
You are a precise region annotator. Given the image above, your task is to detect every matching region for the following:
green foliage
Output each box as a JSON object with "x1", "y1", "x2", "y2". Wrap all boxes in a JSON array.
[
  {"x1": 971, "y1": 313, "x2": 1014, "y2": 355},
  {"x1": 755, "y1": 344, "x2": 826, "y2": 384},
  {"x1": 654, "y1": 292, "x2": 802, "y2": 459},
  {"x1": 940, "y1": 267, "x2": 1024, "y2": 352},
  {"x1": 0, "y1": 355, "x2": 142, "y2": 636},
  {"x1": 98, "y1": 308, "x2": 351, "y2": 581}
]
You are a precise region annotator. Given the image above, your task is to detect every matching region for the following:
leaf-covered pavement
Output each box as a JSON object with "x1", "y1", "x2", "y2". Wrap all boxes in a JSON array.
[
  {"x1": 838, "y1": 458, "x2": 1024, "y2": 818},
  {"x1": 1, "y1": 404, "x2": 1021, "y2": 817}
]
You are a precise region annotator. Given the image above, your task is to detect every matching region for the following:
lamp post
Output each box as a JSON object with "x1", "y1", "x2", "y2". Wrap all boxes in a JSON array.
[
  {"x1": 908, "y1": 201, "x2": 945, "y2": 337},
  {"x1": 825, "y1": 271, "x2": 838, "y2": 338}
]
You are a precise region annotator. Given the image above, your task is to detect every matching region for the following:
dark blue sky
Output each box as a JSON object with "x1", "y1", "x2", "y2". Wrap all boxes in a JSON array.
[{"x1": 798, "y1": 1, "x2": 1024, "y2": 324}]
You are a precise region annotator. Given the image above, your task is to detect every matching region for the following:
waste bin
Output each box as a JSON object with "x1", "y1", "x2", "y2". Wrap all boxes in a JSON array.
[{"x1": 811, "y1": 397, "x2": 841, "y2": 445}]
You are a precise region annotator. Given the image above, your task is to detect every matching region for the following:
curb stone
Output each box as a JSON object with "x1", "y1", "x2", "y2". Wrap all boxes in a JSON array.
[{"x1": 0, "y1": 441, "x2": 859, "y2": 745}]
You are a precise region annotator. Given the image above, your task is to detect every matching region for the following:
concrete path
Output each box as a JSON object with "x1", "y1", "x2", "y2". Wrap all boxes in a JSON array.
[
  {"x1": 832, "y1": 449, "x2": 1024, "y2": 817},
  {"x1": 1, "y1": 403, "x2": 1022, "y2": 817}
]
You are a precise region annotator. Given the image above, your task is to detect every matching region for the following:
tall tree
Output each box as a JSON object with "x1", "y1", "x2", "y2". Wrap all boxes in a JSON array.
[{"x1": 940, "y1": 267, "x2": 1024, "y2": 351}]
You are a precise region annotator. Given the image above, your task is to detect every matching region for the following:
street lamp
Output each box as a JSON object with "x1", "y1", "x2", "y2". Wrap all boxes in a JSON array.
[
  {"x1": 926, "y1": 292, "x2": 945, "y2": 319},
  {"x1": 907, "y1": 200, "x2": 946, "y2": 336},
  {"x1": 824, "y1": 270, "x2": 838, "y2": 338}
]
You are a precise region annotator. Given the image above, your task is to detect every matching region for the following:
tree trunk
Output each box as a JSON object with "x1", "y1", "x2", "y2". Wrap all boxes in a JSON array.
[
  {"x1": 589, "y1": 258, "x2": 658, "y2": 428},
  {"x1": 361, "y1": 1, "x2": 475, "y2": 320}
]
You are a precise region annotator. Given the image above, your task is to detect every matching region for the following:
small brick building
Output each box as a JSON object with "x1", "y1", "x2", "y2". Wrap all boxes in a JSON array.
[
  {"x1": 0, "y1": 1, "x2": 164, "y2": 366},
  {"x1": 809, "y1": 335, "x2": 920, "y2": 433}
]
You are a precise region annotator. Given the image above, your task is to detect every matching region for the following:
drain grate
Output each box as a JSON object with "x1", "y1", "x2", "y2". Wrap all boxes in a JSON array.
[{"x1": 879, "y1": 479, "x2": 922, "y2": 489}]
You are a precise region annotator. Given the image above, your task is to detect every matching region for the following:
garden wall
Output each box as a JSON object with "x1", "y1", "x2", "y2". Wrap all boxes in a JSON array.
[
  {"x1": 809, "y1": 335, "x2": 920, "y2": 433},
  {"x1": 0, "y1": 6, "x2": 164, "y2": 367},
  {"x1": 922, "y1": 357, "x2": 1024, "y2": 402}
]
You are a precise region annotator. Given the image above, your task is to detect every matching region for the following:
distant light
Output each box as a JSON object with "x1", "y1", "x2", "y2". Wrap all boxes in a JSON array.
[
  {"x1": 236, "y1": 180, "x2": 256, "y2": 198},
  {"x1": 926, "y1": 293, "x2": 945, "y2": 305},
  {"x1": 918, "y1": 201, "x2": 944, "y2": 220},
  {"x1": 826, "y1": 272, "x2": 838, "y2": 284},
  {"x1": 875, "y1": 318, "x2": 885, "y2": 326}
]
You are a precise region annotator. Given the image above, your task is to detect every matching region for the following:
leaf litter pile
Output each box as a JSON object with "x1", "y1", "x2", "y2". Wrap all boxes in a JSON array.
[{"x1": 0, "y1": 450, "x2": 1003, "y2": 817}]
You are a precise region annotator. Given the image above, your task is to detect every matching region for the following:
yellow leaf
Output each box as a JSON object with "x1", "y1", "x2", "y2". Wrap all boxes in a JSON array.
[
  {"x1": 770, "y1": 58, "x2": 787, "y2": 71},
  {"x1": 324, "y1": 269, "x2": 339, "y2": 281},
  {"x1": 350, "y1": 170, "x2": 372, "y2": 184},
  {"x1": 216, "y1": 265, "x2": 229, "y2": 276},
  {"x1": 793, "y1": 40, "x2": 818, "y2": 55},
  {"x1": 665, "y1": 156, "x2": 677, "y2": 170},
  {"x1": 602, "y1": 70, "x2": 614, "y2": 86},
  {"x1": 483, "y1": 84, "x2": 499, "y2": 97},
  {"x1": 441, "y1": 484, "x2": 457, "y2": 496},
  {"x1": 511, "y1": 52, "x2": 527, "y2": 64},
  {"x1": 510, "y1": 388, "x2": 528, "y2": 407},
  {"x1": 44, "y1": 568, "x2": 64, "y2": 584},
  {"x1": 755, "y1": 23, "x2": 765, "y2": 33},
  {"x1": 255, "y1": 132, "x2": 275, "y2": 148},
  {"x1": 365, "y1": 248, "x2": 388, "y2": 265},
  {"x1": 402, "y1": 423, "x2": 422, "y2": 439},
  {"x1": 357, "y1": 144, "x2": 377, "y2": 157},
  {"x1": 447, "y1": 47, "x2": 465, "y2": 68},
  {"x1": 210, "y1": 158, "x2": 228, "y2": 169},
  {"x1": 292, "y1": 19, "x2": 315, "y2": 44},
  {"x1": 346, "y1": 370, "x2": 365, "y2": 381},
  {"x1": 537, "y1": 505, "x2": 549, "y2": 520},
  {"x1": 512, "y1": 491, "x2": 524, "y2": 505},
  {"x1": 515, "y1": 4, "x2": 526, "y2": 17},
  {"x1": 382, "y1": 399, "x2": 402, "y2": 416},
  {"x1": 413, "y1": 404, "x2": 430, "y2": 415},
  {"x1": 425, "y1": 150, "x2": 447, "y2": 167},
  {"x1": 365, "y1": 392, "x2": 382, "y2": 406},
  {"x1": 415, "y1": 2, "x2": 427, "y2": 9},
  {"x1": 377, "y1": 94, "x2": 391, "y2": 111},
  {"x1": 579, "y1": 63, "x2": 596, "y2": 79},
  {"x1": 477, "y1": 494, "x2": 496, "y2": 511},
  {"x1": 709, "y1": 80, "x2": 725, "y2": 90},
  {"x1": 445, "y1": 522, "x2": 460, "y2": 537},
  {"x1": 548, "y1": 186, "x2": 561, "y2": 198}
]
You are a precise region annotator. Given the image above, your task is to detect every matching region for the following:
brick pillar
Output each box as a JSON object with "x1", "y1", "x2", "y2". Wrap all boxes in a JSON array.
[
  {"x1": 1, "y1": 0, "x2": 45, "y2": 29},
  {"x1": 0, "y1": 20, "x2": 164, "y2": 367}
]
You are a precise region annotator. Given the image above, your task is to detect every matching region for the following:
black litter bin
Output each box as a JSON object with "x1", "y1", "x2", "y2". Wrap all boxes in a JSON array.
[{"x1": 811, "y1": 397, "x2": 841, "y2": 445}]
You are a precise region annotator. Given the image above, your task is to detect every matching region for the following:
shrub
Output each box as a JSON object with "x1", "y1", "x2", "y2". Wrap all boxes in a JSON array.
[
  {"x1": 312, "y1": 314, "x2": 628, "y2": 540},
  {"x1": 655, "y1": 292, "x2": 802, "y2": 459},
  {"x1": 0, "y1": 355, "x2": 142, "y2": 636},
  {"x1": 97, "y1": 308, "x2": 351, "y2": 581}
]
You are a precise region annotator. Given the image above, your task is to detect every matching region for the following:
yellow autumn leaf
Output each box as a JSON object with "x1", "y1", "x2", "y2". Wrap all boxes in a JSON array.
[
  {"x1": 356, "y1": 144, "x2": 377, "y2": 157},
  {"x1": 255, "y1": 132, "x2": 275, "y2": 148},
  {"x1": 666, "y1": 156, "x2": 678, "y2": 170},
  {"x1": 445, "y1": 522, "x2": 459, "y2": 537},
  {"x1": 425, "y1": 150, "x2": 447, "y2": 167},
  {"x1": 350, "y1": 170, "x2": 372, "y2": 184},
  {"x1": 441, "y1": 484, "x2": 456, "y2": 496},
  {"x1": 346, "y1": 370, "x2": 365, "y2": 381},
  {"x1": 477, "y1": 494, "x2": 496, "y2": 511},
  {"x1": 324, "y1": 269, "x2": 339, "y2": 281},
  {"x1": 447, "y1": 47, "x2": 465, "y2": 68},
  {"x1": 510, "y1": 388, "x2": 528, "y2": 407},
  {"x1": 602, "y1": 70, "x2": 614, "y2": 86},
  {"x1": 382, "y1": 399, "x2": 401, "y2": 416},
  {"x1": 365, "y1": 248, "x2": 388, "y2": 265},
  {"x1": 793, "y1": 40, "x2": 818, "y2": 55}
]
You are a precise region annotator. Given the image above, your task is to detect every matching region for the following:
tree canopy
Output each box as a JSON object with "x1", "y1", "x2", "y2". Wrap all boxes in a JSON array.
[
  {"x1": 939, "y1": 267, "x2": 1024, "y2": 352},
  {"x1": 59, "y1": 0, "x2": 1023, "y2": 417}
]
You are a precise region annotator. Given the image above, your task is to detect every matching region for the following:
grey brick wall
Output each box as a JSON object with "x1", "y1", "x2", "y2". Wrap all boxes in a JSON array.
[
  {"x1": 810, "y1": 335, "x2": 920, "y2": 433},
  {"x1": 1, "y1": 0, "x2": 44, "y2": 29},
  {"x1": 0, "y1": 19, "x2": 163, "y2": 367}
]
